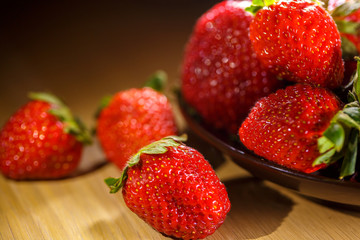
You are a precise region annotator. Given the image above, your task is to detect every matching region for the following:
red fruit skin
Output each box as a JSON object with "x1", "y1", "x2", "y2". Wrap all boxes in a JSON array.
[
  {"x1": 0, "y1": 101, "x2": 82, "y2": 180},
  {"x1": 181, "y1": 1, "x2": 282, "y2": 134},
  {"x1": 239, "y1": 84, "x2": 342, "y2": 173},
  {"x1": 250, "y1": 0, "x2": 344, "y2": 89},
  {"x1": 96, "y1": 88, "x2": 177, "y2": 170},
  {"x1": 122, "y1": 144, "x2": 230, "y2": 240}
]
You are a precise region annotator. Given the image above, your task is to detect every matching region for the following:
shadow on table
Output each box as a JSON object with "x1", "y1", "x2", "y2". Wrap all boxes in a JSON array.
[
  {"x1": 85, "y1": 176, "x2": 294, "y2": 240},
  {"x1": 303, "y1": 196, "x2": 360, "y2": 215},
  {"x1": 215, "y1": 177, "x2": 294, "y2": 240}
]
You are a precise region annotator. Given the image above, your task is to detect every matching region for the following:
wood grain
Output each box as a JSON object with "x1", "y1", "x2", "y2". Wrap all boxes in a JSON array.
[
  {"x1": 1, "y1": 143, "x2": 360, "y2": 240},
  {"x1": 1, "y1": 1, "x2": 360, "y2": 239}
]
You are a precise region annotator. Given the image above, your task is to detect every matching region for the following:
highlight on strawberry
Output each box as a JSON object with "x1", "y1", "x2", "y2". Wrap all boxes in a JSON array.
[
  {"x1": 239, "y1": 57, "x2": 360, "y2": 180},
  {"x1": 96, "y1": 71, "x2": 177, "y2": 171},
  {"x1": 246, "y1": 0, "x2": 344, "y2": 89},
  {"x1": 0, "y1": 92, "x2": 92, "y2": 180},
  {"x1": 105, "y1": 135, "x2": 230, "y2": 240}
]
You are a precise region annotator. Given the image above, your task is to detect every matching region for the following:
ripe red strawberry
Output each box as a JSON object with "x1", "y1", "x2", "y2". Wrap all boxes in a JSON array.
[
  {"x1": 181, "y1": 1, "x2": 282, "y2": 134},
  {"x1": 240, "y1": 68, "x2": 360, "y2": 179},
  {"x1": 239, "y1": 84, "x2": 342, "y2": 173},
  {"x1": 96, "y1": 73, "x2": 177, "y2": 170},
  {"x1": 248, "y1": 0, "x2": 344, "y2": 89},
  {"x1": 105, "y1": 135, "x2": 230, "y2": 240},
  {"x1": 0, "y1": 92, "x2": 91, "y2": 180}
]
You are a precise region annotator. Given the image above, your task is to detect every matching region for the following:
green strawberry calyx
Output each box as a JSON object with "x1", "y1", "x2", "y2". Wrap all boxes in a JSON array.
[
  {"x1": 330, "y1": 0, "x2": 360, "y2": 18},
  {"x1": 29, "y1": 92, "x2": 92, "y2": 145},
  {"x1": 313, "y1": 57, "x2": 360, "y2": 179},
  {"x1": 104, "y1": 134, "x2": 187, "y2": 193},
  {"x1": 245, "y1": 0, "x2": 275, "y2": 15},
  {"x1": 329, "y1": 0, "x2": 360, "y2": 57},
  {"x1": 95, "y1": 70, "x2": 168, "y2": 119},
  {"x1": 144, "y1": 70, "x2": 168, "y2": 92}
]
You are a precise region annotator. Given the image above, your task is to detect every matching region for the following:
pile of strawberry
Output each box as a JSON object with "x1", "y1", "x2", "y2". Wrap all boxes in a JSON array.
[
  {"x1": 181, "y1": 0, "x2": 360, "y2": 180},
  {"x1": 0, "y1": 72, "x2": 230, "y2": 239},
  {"x1": 3, "y1": 0, "x2": 360, "y2": 239}
]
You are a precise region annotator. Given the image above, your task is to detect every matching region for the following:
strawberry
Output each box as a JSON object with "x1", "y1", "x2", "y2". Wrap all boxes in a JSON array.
[
  {"x1": 239, "y1": 73, "x2": 360, "y2": 178},
  {"x1": 96, "y1": 72, "x2": 177, "y2": 171},
  {"x1": 0, "y1": 92, "x2": 91, "y2": 180},
  {"x1": 181, "y1": 0, "x2": 282, "y2": 134},
  {"x1": 239, "y1": 84, "x2": 340, "y2": 173},
  {"x1": 105, "y1": 135, "x2": 230, "y2": 240},
  {"x1": 247, "y1": 0, "x2": 344, "y2": 89}
]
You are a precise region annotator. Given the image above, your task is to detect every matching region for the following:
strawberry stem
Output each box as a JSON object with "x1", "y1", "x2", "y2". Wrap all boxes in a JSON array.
[
  {"x1": 144, "y1": 70, "x2": 167, "y2": 92},
  {"x1": 331, "y1": 0, "x2": 360, "y2": 18},
  {"x1": 29, "y1": 92, "x2": 92, "y2": 145},
  {"x1": 245, "y1": 0, "x2": 275, "y2": 15},
  {"x1": 340, "y1": 129, "x2": 358, "y2": 179},
  {"x1": 105, "y1": 135, "x2": 187, "y2": 194},
  {"x1": 95, "y1": 70, "x2": 168, "y2": 121},
  {"x1": 314, "y1": 57, "x2": 360, "y2": 178},
  {"x1": 354, "y1": 56, "x2": 360, "y2": 100}
]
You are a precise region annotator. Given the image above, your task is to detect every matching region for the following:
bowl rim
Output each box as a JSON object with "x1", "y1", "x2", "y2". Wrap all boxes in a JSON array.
[{"x1": 177, "y1": 93, "x2": 360, "y2": 207}]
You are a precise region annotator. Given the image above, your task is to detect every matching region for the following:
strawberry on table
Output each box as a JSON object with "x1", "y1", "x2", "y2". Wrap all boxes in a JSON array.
[
  {"x1": 247, "y1": 0, "x2": 344, "y2": 89},
  {"x1": 105, "y1": 135, "x2": 230, "y2": 240},
  {"x1": 181, "y1": 0, "x2": 282, "y2": 134},
  {"x1": 0, "y1": 92, "x2": 91, "y2": 180},
  {"x1": 96, "y1": 71, "x2": 177, "y2": 171}
]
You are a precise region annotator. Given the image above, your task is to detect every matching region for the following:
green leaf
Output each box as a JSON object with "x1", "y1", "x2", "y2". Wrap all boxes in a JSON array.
[
  {"x1": 29, "y1": 92, "x2": 92, "y2": 145},
  {"x1": 335, "y1": 20, "x2": 360, "y2": 35},
  {"x1": 245, "y1": 5, "x2": 264, "y2": 14},
  {"x1": 331, "y1": 0, "x2": 360, "y2": 17},
  {"x1": 94, "y1": 95, "x2": 113, "y2": 119},
  {"x1": 28, "y1": 92, "x2": 64, "y2": 106},
  {"x1": 252, "y1": 0, "x2": 266, "y2": 5},
  {"x1": 341, "y1": 36, "x2": 359, "y2": 58},
  {"x1": 263, "y1": 0, "x2": 275, "y2": 6},
  {"x1": 144, "y1": 70, "x2": 167, "y2": 92},
  {"x1": 354, "y1": 56, "x2": 360, "y2": 99},
  {"x1": 104, "y1": 135, "x2": 187, "y2": 194},
  {"x1": 128, "y1": 135, "x2": 187, "y2": 166},
  {"x1": 342, "y1": 107, "x2": 360, "y2": 123},
  {"x1": 245, "y1": 0, "x2": 275, "y2": 15},
  {"x1": 313, "y1": 148, "x2": 336, "y2": 166},
  {"x1": 337, "y1": 111, "x2": 360, "y2": 130},
  {"x1": 317, "y1": 136, "x2": 335, "y2": 154},
  {"x1": 340, "y1": 129, "x2": 359, "y2": 179},
  {"x1": 322, "y1": 122, "x2": 345, "y2": 151},
  {"x1": 344, "y1": 100, "x2": 360, "y2": 108},
  {"x1": 348, "y1": 92, "x2": 357, "y2": 103},
  {"x1": 105, "y1": 176, "x2": 126, "y2": 194},
  {"x1": 104, "y1": 177, "x2": 119, "y2": 187}
]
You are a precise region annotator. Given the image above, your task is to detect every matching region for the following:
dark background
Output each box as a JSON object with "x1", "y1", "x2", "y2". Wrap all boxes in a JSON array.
[{"x1": 0, "y1": 0, "x2": 220, "y2": 126}]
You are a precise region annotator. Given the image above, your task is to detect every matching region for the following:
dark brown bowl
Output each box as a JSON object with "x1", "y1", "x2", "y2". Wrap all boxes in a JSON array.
[{"x1": 178, "y1": 93, "x2": 360, "y2": 207}]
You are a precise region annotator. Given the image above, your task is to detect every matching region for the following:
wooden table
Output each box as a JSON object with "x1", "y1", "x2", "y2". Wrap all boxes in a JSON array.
[{"x1": 1, "y1": 1, "x2": 360, "y2": 239}]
